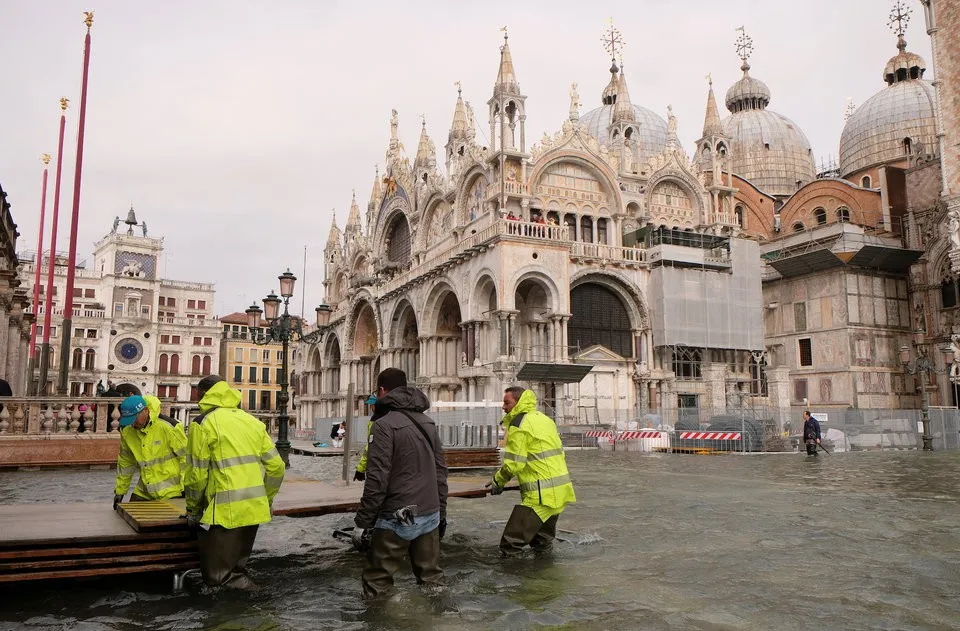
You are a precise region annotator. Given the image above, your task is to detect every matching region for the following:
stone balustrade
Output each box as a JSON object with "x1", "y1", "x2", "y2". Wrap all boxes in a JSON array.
[
  {"x1": 0, "y1": 396, "x2": 127, "y2": 435},
  {"x1": 570, "y1": 242, "x2": 648, "y2": 265}
]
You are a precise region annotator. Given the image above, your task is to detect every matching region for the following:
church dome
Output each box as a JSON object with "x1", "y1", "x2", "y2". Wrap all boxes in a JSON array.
[
  {"x1": 721, "y1": 61, "x2": 815, "y2": 197},
  {"x1": 580, "y1": 105, "x2": 668, "y2": 164},
  {"x1": 839, "y1": 37, "x2": 937, "y2": 178}
]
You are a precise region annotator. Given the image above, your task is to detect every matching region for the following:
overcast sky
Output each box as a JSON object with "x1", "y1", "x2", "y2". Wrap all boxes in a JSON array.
[{"x1": 0, "y1": 1, "x2": 933, "y2": 317}]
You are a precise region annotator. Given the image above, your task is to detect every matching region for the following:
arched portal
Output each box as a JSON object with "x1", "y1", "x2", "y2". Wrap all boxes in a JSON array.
[
  {"x1": 390, "y1": 301, "x2": 420, "y2": 381},
  {"x1": 514, "y1": 278, "x2": 553, "y2": 362},
  {"x1": 470, "y1": 275, "x2": 499, "y2": 364},
  {"x1": 353, "y1": 303, "x2": 380, "y2": 394},
  {"x1": 569, "y1": 283, "x2": 634, "y2": 358},
  {"x1": 431, "y1": 293, "x2": 462, "y2": 400}
]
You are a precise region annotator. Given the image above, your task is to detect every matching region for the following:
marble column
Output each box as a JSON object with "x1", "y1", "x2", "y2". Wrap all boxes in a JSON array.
[
  {"x1": 560, "y1": 317, "x2": 570, "y2": 361},
  {"x1": 5, "y1": 319, "x2": 20, "y2": 384},
  {"x1": 0, "y1": 301, "x2": 9, "y2": 381}
]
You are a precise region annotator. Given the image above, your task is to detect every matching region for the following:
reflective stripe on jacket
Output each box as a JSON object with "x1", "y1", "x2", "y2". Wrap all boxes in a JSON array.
[
  {"x1": 183, "y1": 381, "x2": 285, "y2": 529},
  {"x1": 494, "y1": 389, "x2": 575, "y2": 514},
  {"x1": 114, "y1": 395, "x2": 186, "y2": 500}
]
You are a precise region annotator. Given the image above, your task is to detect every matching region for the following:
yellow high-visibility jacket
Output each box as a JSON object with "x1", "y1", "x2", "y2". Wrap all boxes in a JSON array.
[
  {"x1": 355, "y1": 419, "x2": 375, "y2": 474},
  {"x1": 183, "y1": 381, "x2": 285, "y2": 529},
  {"x1": 114, "y1": 395, "x2": 187, "y2": 500},
  {"x1": 494, "y1": 389, "x2": 576, "y2": 521}
]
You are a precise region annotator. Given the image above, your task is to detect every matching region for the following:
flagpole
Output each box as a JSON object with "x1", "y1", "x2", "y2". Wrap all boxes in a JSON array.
[
  {"x1": 26, "y1": 154, "x2": 51, "y2": 395},
  {"x1": 38, "y1": 99, "x2": 69, "y2": 395},
  {"x1": 58, "y1": 12, "x2": 94, "y2": 395}
]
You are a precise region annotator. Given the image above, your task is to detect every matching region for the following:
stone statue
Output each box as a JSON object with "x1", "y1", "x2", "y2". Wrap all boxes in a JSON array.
[
  {"x1": 914, "y1": 302, "x2": 927, "y2": 333},
  {"x1": 947, "y1": 209, "x2": 960, "y2": 248},
  {"x1": 141, "y1": 221, "x2": 148, "y2": 237},
  {"x1": 390, "y1": 109, "x2": 399, "y2": 141},
  {"x1": 667, "y1": 105, "x2": 677, "y2": 135},
  {"x1": 112, "y1": 216, "x2": 120, "y2": 233},
  {"x1": 622, "y1": 137, "x2": 634, "y2": 172},
  {"x1": 460, "y1": 351, "x2": 468, "y2": 368},
  {"x1": 569, "y1": 82, "x2": 580, "y2": 120}
]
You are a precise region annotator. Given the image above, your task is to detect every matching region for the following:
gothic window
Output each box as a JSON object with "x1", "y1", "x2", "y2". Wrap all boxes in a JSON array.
[
  {"x1": 735, "y1": 205, "x2": 744, "y2": 228},
  {"x1": 837, "y1": 207, "x2": 851, "y2": 223},
  {"x1": 672, "y1": 346, "x2": 702, "y2": 379},
  {"x1": 749, "y1": 354, "x2": 768, "y2": 396},
  {"x1": 569, "y1": 284, "x2": 633, "y2": 358},
  {"x1": 580, "y1": 216, "x2": 594, "y2": 243},
  {"x1": 597, "y1": 218, "x2": 608, "y2": 244},
  {"x1": 861, "y1": 175, "x2": 871, "y2": 188},
  {"x1": 942, "y1": 277, "x2": 958, "y2": 309},
  {"x1": 386, "y1": 214, "x2": 412, "y2": 263},
  {"x1": 813, "y1": 208, "x2": 827, "y2": 225},
  {"x1": 792, "y1": 222, "x2": 805, "y2": 233}
]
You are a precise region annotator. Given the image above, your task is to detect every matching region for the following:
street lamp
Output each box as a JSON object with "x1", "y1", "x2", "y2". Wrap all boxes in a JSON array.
[
  {"x1": 899, "y1": 337, "x2": 952, "y2": 451},
  {"x1": 246, "y1": 269, "x2": 331, "y2": 465}
]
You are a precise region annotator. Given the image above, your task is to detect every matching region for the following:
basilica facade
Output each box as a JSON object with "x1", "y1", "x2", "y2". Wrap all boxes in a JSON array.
[{"x1": 298, "y1": 3, "x2": 960, "y2": 430}]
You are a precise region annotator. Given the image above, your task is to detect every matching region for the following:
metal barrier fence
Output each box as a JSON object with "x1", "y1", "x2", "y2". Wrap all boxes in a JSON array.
[
  {"x1": 313, "y1": 406, "x2": 502, "y2": 449},
  {"x1": 788, "y1": 407, "x2": 960, "y2": 452}
]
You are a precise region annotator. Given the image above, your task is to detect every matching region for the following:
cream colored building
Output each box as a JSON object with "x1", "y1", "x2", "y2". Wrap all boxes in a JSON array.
[
  {"x1": 218, "y1": 312, "x2": 295, "y2": 415},
  {"x1": 18, "y1": 209, "x2": 219, "y2": 405}
]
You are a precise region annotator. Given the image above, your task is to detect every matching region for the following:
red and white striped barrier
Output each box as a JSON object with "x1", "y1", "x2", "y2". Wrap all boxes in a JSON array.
[
  {"x1": 616, "y1": 430, "x2": 665, "y2": 440},
  {"x1": 679, "y1": 431, "x2": 741, "y2": 440},
  {"x1": 584, "y1": 430, "x2": 614, "y2": 438}
]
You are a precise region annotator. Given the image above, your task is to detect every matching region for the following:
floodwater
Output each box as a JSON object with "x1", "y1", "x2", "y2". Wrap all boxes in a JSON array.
[{"x1": 2, "y1": 450, "x2": 960, "y2": 630}]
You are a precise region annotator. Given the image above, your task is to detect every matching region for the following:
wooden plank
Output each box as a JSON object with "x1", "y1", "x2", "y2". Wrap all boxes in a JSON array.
[
  {"x1": 0, "y1": 540, "x2": 196, "y2": 561},
  {"x1": 0, "y1": 561, "x2": 198, "y2": 583},
  {"x1": 117, "y1": 500, "x2": 188, "y2": 533},
  {"x1": 0, "y1": 551, "x2": 198, "y2": 572}
]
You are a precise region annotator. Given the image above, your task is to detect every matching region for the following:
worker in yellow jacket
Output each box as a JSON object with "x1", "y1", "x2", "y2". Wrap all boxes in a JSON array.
[
  {"x1": 113, "y1": 395, "x2": 186, "y2": 509},
  {"x1": 486, "y1": 387, "x2": 576, "y2": 556},
  {"x1": 183, "y1": 375, "x2": 285, "y2": 589},
  {"x1": 353, "y1": 392, "x2": 381, "y2": 481}
]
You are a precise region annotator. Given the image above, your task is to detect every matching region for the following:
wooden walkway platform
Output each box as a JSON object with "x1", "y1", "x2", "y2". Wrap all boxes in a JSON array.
[{"x1": 0, "y1": 475, "x2": 498, "y2": 583}]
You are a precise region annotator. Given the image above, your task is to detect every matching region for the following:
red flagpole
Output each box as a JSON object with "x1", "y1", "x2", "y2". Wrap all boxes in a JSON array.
[
  {"x1": 58, "y1": 12, "x2": 94, "y2": 396},
  {"x1": 38, "y1": 100, "x2": 69, "y2": 396},
  {"x1": 27, "y1": 154, "x2": 51, "y2": 395}
]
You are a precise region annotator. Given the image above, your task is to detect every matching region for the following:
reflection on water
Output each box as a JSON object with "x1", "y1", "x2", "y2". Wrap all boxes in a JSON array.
[{"x1": 2, "y1": 450, "x2": 960, "y2": 630}]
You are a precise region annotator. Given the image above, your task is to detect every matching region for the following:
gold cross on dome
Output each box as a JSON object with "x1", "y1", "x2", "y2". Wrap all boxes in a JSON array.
[
  {"x1": 888, "y1": 0, "x2": 911, "y2": 38},
  {"x1": 601, "y1": 18, "x2": 624, "y2": 62},
  {"x1": 735, "y1": 26, "x2": 753, "y2": 64}
]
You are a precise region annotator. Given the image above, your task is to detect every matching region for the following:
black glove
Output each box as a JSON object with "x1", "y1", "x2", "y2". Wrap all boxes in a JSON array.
[
  {"x1": 351, "y1": 527, "x2": 372, "y2": 552},
  {"x1": 353, "y1": 470, "x2": 365, "y2": 482},
  {"x1": 183, "y1": 514, "x2": 201, "y2": 529},
  {"x1": 438, "y1": 518, "x2": 447, "y2": 540},
  {"x1": 113, "y1": 495, "x2": 123, "y2": 510},
  {"x1": 485, "y1": 482, "x2": 503, "y2": 495}
]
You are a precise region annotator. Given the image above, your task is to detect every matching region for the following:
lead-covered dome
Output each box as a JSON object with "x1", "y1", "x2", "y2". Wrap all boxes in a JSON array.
[
  {"x1": 839, "y1": 37, "x2": 937, "y2": 178},
  {"x1": 722, "y1": 61, "x2": 816, "y2": 197}
]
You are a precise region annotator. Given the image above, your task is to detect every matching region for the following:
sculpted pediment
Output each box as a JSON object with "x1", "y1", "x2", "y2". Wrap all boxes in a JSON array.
[{"x1": 573, "y1": 344, "x2": 626, "y2": 362}]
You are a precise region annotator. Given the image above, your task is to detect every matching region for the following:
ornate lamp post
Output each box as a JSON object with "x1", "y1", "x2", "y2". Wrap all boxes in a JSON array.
[
  {"x1": 899, "y1": 337, "x2": 952, "y2": 451},
  {"x1": 246, "y1": 269, "x2": 332, "y2": 465}
]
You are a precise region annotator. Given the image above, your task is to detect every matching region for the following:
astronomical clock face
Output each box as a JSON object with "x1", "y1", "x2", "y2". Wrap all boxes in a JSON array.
[{"x1": 114, "y1": 338, "x2": 144, "y2": 364}]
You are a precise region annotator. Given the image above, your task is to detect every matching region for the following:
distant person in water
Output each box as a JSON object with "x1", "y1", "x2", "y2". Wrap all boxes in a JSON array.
[{"x1": 803, "y1": 410, "x2": 821, "y2": 456}]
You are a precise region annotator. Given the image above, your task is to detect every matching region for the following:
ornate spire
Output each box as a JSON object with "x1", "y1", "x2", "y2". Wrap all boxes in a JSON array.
[
  {"x1": 369, "y1": 165, "x2": 382, "y2": 207},
  {"x1": 415, "y1": 116, "x2": 432, "y2": 166},
  {"x1": 735, "y1": 26, "x2": 753, "y2": 75},
  {"x1": 701, "y1": 74, "x2": 723, "y2": 138},
  {"x1": 888, "y1": 0, "x2": 910, "y2": 53},
  {"x1": 449, "y1": 83, "x2": 469, "y2": 138},
  {"x1": 493, "y1": 27, "x2": 520, "y2": 94},
  {"x1": 326, "y1": 210, "x2": 341, "y2": 248},
  {"x1": 599, "y1": 20, "x2": 625, "y2": 106},
  {"x1": 345, "y1": 190, "x2": 362, "y2": 233},
  {"x1": 611, "y1": 65, "x2": 636, "y2": 124}
]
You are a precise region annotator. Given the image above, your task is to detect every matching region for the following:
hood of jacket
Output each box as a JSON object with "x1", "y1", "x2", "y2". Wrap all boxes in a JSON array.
[
  {"x1": 198, "y1": 380, "x2": 241, "y2": 412},
  {"x1": 377, "y1": 386, "x2": 430, "y2": 413},
  {"x1": 144, "y1": 394, "x2": 162, "y2": 423},
  {"x1": 502, "y1": 389, "x2": 537, "y2": 425}
]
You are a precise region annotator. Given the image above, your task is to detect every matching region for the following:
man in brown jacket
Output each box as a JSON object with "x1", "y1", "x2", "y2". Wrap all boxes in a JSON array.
[{"x1": 354, "y1": 368, "x2": 448, "y2": 597}]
